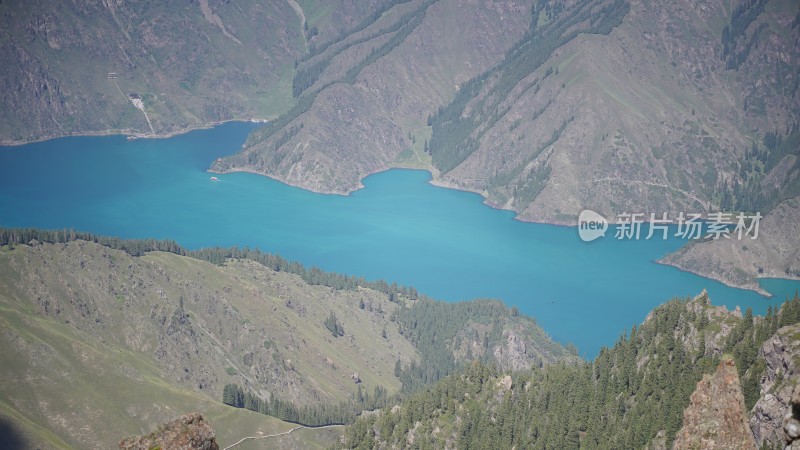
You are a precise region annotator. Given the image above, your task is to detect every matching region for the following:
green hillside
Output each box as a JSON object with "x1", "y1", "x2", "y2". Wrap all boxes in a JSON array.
[
  {"x1": 340, "y1": 292, "x2": 800, "y2": 449},
  {"x1": 0, "y1": 229, "x2": 574, "y2": 448}
]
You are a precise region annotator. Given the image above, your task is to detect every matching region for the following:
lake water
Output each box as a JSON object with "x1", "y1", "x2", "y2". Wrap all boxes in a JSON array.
[{"x1": 1, "y1": 121, "x2": 798, "y2": 358}]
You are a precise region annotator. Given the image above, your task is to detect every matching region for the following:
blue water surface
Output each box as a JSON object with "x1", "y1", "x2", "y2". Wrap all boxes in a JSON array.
[{"x1": 1, "y1": 122, "x2": 798, "y2": 358}]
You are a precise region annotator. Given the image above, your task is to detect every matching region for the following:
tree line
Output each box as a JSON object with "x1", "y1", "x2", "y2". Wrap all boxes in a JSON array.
[
  {"x1": 292, "y1": 0, "x2": 420, "y2": 97},
  {"x1": 391, "y1": 298, "x2": 572, "y2": 394},
  {"x1": 222, "y1": 382, "x2": 390, "y2": 427},
  {"x1": 721, "y1": 0, "x2": 767, "y2": 70},
  {"x1": 295, "y1": 0, "x2": 411, "y2": 67},
  {"x1": 0, "y1": 227, "x2": 421, "y2": 301}
]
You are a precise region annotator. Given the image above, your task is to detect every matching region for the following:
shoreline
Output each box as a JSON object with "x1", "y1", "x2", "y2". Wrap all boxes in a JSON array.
[
  {"x1": 4, "y1": 123, "x2": 791, "y2": 298},
  {"x1": 213, "y1": 164, "x2": 794, "y2": 298},
  {"x1": 0, "y1": 118, "x2": 269, "y2": 147},
  {"x1": 656, "y1": 258, "x2": 774, "y2": 297},
  {"x1": 208, "y1": 165, "x2": 361, "y2": 196}
]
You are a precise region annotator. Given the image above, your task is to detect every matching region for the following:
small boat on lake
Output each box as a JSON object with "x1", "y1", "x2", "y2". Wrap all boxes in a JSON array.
[{"x1": 210, "y1": 176, "x2": 219, "y2": 181}]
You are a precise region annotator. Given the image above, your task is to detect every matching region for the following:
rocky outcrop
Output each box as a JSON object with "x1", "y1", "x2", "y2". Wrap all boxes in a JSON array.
[
  {"x1": 119, "y1": 412, "x2": 218, "y2": 450},
  {"x1": 673, "y1": 357, "x2": 756, "y2": 450},
  {"x1": 492, "y1": 328, "x2": 540, "y2": 372},
  {"x1": 784, "y1": 385, "x2": 800, "y2": 449},
  {"x1": 677, "y1": 291, "x2": 741, "y2": 356},
  {"x1": 641, "y1": 291, "x2": 740, "y2": 361},
  {"x1": 750, "y1": 324, "x2": 800, "y2": 447}
]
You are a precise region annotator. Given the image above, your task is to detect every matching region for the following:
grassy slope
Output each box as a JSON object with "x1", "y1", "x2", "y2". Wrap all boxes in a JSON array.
[
  {"x1": 0, "y1": 241, "x2": 417, "y2": 448},
  {"x1": 0, "y1": 236, "x2": 574, "y2": 448},
  {"x1": 0, "y1": 289, "x2": 326, "y2": 449}
]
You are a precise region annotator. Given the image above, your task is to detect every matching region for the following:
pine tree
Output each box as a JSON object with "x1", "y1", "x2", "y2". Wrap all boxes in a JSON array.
[
  {"x1": 222, "y1": 384, "x2": 237, "y2": 406},
  {"x1": 324, "y1": 311, "x2": 344, "y2": 337}
]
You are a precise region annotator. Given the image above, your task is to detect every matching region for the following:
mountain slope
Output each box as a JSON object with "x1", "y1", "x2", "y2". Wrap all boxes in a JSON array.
[
  {"x1": 0, "y1": 0, "x2": 398, "y2": 143},
  {"x1": 210, "y1": 0, "x2": 535, "y2": 193},
  {"x1": 661, "y1": 196, "x2": 800, "y2": 293},
  {"x1": 0, "y1": 276, "x2": 342, "y2": 449},
  {"x1": 0, "y1": 240, "x2": 410, "y2": 447},
  {"x1": 0, "y1": 231, "x2": 574, "y2": 448},
  {"x1": 429, "y1": 0, "x2": 799, "y2": 225},
  {"x1": 339, "y1": 292, "x2": 800, "y2": 449},
  {"x1": 210, "y1": 0, "x2": 799, "y2": 289},
  {"x1": 212, "y1": 0, "x2": 799, "y2": 221}
]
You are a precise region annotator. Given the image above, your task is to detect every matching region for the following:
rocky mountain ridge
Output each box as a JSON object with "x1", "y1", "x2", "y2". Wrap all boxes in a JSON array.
[
  {"x1": 672, "y1": 357, "x2": 757, "y2": 450},
  {"x1": 338, "y1": 292, "x2": 800, "y2": 449}
]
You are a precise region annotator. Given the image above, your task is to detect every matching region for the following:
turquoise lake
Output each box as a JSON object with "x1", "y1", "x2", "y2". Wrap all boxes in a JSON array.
[{"x1": 1, "y1": 121, "x2": 798, "y2": 358}]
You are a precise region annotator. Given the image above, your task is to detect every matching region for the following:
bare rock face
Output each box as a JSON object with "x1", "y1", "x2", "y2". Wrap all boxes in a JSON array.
[
  {"x1": 492, "y1": 329, "x2": 535, "y2": 372},
  {"x1": 750, "y1": 324, "x2": 800, "y2": 447},
  {"x1": 673, "y1": 358, "x2": 756, "y2": 450},
  {"x1": 119, "y1": 413, "x2": 219, "y2": 450},
  {"x1": 782, "y1": 384, "x2": 800, "y2": 449}
]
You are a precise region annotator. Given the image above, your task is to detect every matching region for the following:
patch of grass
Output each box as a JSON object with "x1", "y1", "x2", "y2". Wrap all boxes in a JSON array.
[{"x1": 393, "y1": 124, "x2": 433, "y2": 169}]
